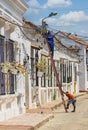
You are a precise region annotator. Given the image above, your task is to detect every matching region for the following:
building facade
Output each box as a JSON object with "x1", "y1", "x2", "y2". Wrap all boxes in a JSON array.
[
  {"x1": 0, "y1": 0, "x2": 82, "y2": 121},
  {"x1": 22, "y1": 19, "x2": 79, "y2": 109},
  {"x1": 0, "y1": 0, "x2": 29, "y2": 121},
  {"x1": 59, "y1": 31, "x2": 88, "y2": 91}
]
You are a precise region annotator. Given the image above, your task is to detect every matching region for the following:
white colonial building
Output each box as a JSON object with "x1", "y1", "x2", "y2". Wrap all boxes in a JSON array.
[
  {"x1": 0, "y1": 0, "x2": 29, "y2": 121},
  {"x1": 59, "y1": 31, "x2": 88, "y2": 91},
  {"x1": 22, "y1": 19, "x2": 80, "y2": 109}
]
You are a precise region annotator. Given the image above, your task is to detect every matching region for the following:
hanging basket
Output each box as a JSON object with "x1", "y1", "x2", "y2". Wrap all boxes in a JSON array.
[
  {"x1": 1, "y1": 67, "x2": 8, "y2": 74},
  {"x1": 36, "y1": 58, "x2": 47, "y2": 73}
]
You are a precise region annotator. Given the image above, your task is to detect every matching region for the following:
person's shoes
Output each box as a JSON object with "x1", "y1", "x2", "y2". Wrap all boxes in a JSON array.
[
  {"x1": 66, "y1": 110, "x2": 68, "y2": 113},
  {"x1": 66, "y1": 106, "x2": 69, "y2": 109},
  {"x1": 71, "y1": 110, "x2": 75, "y2": 112}
]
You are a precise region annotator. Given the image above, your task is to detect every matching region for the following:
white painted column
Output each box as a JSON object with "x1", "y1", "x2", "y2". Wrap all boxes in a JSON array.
[
  {"x1": 71, "y1": 62, "x2": 74, "y2": 93},
  {"x1": 38, "y1": 76, "x2": 41, "y2": 104},
  {"x1": 0, "y1": 20, "x2": 5, "y2": 35},
  {"x1": 66, "y1": 60, "x2": 68, "y2": 91},
  {"x1": 46, "y1": 58, "x2": 49, "y2": 102},
  {"x1": 29, "y1": 45, "x2": 33, "y2": 107},
  {"x1": 38, "y1": 51, "x2": 42, "y2": 104},
  {"x1": 76, "y1": 63, "x2": 79, "y2": 93}
]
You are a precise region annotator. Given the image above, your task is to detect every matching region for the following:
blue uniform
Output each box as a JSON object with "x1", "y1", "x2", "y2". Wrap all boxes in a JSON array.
[{"x1": 45, "y1": 33, "x2": 54, "y2": 57}]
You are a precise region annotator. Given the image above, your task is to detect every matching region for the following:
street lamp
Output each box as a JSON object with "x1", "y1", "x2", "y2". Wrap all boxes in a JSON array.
[
  {"x1": 42, "y1": 12, "x2": 58, "y2": 34},
  {"x1": 42, "y1": 12, "x2": 58, "y2": 21}
]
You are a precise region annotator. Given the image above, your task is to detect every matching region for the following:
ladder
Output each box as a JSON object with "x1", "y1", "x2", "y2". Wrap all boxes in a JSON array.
[{"x1": 45, "y1": 38, "x2": 67, "y2": 112}]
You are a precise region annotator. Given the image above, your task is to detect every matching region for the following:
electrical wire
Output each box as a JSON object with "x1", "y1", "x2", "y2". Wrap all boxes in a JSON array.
[
  {"x1": 0, "y1": 14, "x2": 88, "y2": 45},
  {"x1": 0, "y1": 16, "x2": 37, "y2": 30},
  {"x1": 49, "y1": 26, "x2": 88, "y2": 39},
  {"x1": 18, "y1": 25, "x2": 34, "y2": 41},
  {"x1": 1, "y1": 15, "x2": 88, "y2": 39},
  {"x1": 0, "y1": 16, "x2": 40, "y2": 42}
]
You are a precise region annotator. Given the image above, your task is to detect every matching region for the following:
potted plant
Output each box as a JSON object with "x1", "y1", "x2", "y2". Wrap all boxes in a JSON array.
[{"x1": 36, "y1": 58, "x2": 47, "y2": 77}]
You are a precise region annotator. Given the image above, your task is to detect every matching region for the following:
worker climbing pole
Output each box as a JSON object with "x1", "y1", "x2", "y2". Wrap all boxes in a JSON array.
[{"x1": 42, "y1": 15, "x2": 67, "y2": 112}]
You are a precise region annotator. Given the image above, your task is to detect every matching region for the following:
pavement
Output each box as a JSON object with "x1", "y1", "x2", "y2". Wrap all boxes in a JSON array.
[{"x1": 0, "y1": 92, "x2": 86, "y2": 130}]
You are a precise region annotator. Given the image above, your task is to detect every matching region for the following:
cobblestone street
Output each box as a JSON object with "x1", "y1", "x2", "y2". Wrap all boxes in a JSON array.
[{"x1": 38, "y1": 94, "x2": 88, "y2": 130}]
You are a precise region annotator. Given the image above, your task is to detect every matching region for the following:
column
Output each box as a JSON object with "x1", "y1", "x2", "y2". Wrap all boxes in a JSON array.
[{"x1": 72, "y1": 62, "x2": 74, "y2": 93}]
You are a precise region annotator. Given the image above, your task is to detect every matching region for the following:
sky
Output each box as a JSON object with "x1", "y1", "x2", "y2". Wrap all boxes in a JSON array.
[{"x1": 24, "y1": 0, "x2": 88, "y2": 37}]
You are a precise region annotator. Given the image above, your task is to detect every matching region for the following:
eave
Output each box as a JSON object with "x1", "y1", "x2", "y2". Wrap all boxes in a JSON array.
[
  {"x1": 23, "y1": 18, "x2": 41, "y2": 33},
  {"x1": 31, "y1": 42, "x2": 42, "y2": 50},
  {"x1": 59, "y1": 31, "x2": 88, "y2": 46}
]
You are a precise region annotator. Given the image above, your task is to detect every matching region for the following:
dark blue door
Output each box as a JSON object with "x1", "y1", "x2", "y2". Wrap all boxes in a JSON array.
[
  {"x1": 0, "y1": 35, "x2": 5, "y2": 95},
  {"x1": 8, "y1": 39, "x2": 15, "y2": 94}
]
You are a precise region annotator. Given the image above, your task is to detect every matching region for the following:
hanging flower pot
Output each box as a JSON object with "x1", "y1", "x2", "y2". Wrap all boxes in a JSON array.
[
  {"x1": 0, "y1": 62, "x2": 27, "y2": 75},
  {"x1": 1, "y1": 67, "x2": 8, "y2": 74},
  {"x1": 14, "y1": 63, "x2": 28, "y2": 76},
  {"x1": 36, "y1": 58, "x2": 47, "y2": 73}
]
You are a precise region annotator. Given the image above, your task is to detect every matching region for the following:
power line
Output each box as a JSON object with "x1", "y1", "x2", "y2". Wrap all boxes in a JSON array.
[
  {"x1": 0, "y1": 16, "x2": 23, "y2": 28},
  {"x1": 49, "y1": 26, "x2": 88, "y2": 38},
  {"x1": 0, "y1": 16, "x2": 35, "y2": 30},
  {"x1": 1, "y1": 15, "x2": 88, "y2": 45},
  {"x1": 0, "y1": 16, "x2": 40, "y2": 42}
]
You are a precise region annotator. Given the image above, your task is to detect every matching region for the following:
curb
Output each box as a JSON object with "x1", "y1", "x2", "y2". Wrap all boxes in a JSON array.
[
  {"x1": 33, "y1": 114, "x2": 54, "y2": 130},
  {"x1": 0, "y1": 125, "x2": 34, "y2": 130}
]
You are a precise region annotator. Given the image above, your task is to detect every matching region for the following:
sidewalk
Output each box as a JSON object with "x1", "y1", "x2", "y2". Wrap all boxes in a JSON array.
[
  {"x1": 0, "y1": 92, "x2": 86, "y2": 130},
  {"x1": 27, "y1": 92, "x2": 85, "y2": 114},
  {"x1": 0, "y1": 113, "x2": 54, "y2": 130}
]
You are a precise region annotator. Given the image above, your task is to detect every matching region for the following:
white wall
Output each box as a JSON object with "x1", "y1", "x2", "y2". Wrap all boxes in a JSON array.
[
  {"x1": 79, "y1": 46, "x2": 86, "y2": 90},
  {"x1": 0, "y1": 0, "x2": 30, "y2": 121}
]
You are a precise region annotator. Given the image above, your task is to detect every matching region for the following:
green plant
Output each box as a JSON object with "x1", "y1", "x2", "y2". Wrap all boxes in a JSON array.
[
  {"x1": 53, "y1": 93, "x2": 56, "y2": 100},
  {"x1": 36, "y1": 58, "x2": 47, "y2": 72},
  {"x1": 46, "y1": 73, "x2": 52, "y2": 77}
]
